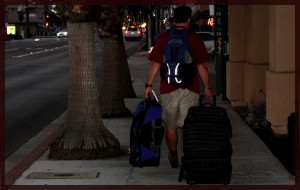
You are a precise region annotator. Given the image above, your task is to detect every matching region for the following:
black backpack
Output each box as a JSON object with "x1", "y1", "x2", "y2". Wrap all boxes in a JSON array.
[{"x1": 160, "y1": 28, "x2": 195, "y2": 87}]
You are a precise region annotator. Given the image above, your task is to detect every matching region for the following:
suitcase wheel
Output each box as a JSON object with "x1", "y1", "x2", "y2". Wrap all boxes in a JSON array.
[
  {"x1": 223, "y1": 179, "x2": 230, "y2": 185},
  {"x1": 187, "y1": 180, "x2": 195, "y2": 185}
]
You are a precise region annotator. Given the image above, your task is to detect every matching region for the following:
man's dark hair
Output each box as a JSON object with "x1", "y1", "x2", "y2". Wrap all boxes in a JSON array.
[{"x1": 174, "y1": 5, "x2": 192, "y2": 23}]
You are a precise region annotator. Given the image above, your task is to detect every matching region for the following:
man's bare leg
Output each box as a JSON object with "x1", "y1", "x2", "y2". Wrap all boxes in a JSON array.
[{"x1": 165, "y1": 124, "x2": 179, "y2": 168}]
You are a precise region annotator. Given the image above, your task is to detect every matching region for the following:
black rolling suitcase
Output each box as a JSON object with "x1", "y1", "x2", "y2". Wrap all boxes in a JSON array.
[
  {"x1": 178, "y1": 95, "x2": 232, "y2": 185},
  {"x1": 129, "y1": 95, "x2": 165, "y2": 167}
]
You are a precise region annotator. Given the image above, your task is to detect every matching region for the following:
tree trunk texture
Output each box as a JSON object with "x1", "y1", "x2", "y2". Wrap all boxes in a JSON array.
[
  {"x1": 98, "y1": 38, "x2": 132, "y2": 118},
  {"x1": 49, "y1": 22, "x2": 120, "y2": 160},
  {"x1": 119, "y1": 41, "x2": 137, "y2": 98},
  {"x1": 96, "y1": 5, "x2": 135, "y2": 117}
]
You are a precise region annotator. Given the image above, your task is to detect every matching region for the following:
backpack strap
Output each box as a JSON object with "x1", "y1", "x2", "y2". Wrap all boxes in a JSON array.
[
  {"x1": 167, "y1": 28, "x2": 191, "y2": 52},
  {"x1": 179, "y1": 29, "x2": 191, "y2": 52}
]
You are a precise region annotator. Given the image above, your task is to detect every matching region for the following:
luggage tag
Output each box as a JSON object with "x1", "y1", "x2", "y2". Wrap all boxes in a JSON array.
[
  {"x1": 147, "y1": 89, "x2": 159, "y2": 102},
  {"x1": 150, "y1": 90, "x2": 159, "y2": 102},
  {"x1": 145, "y1": 90, "x2": 159, "y2": 109}
]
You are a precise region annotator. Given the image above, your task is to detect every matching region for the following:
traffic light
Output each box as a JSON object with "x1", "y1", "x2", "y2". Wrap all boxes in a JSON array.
[
  {"x1": 18, "y1": 11, "x2": 24, "y2": 22},
  {"x1": 44, "y1": 12, "x2": 51, "y2": 27}
]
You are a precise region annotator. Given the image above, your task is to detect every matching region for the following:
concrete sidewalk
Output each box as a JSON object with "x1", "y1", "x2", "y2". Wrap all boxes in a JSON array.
[{"x1": 5, "y1": 51, "x2": 295, "y2": 186}]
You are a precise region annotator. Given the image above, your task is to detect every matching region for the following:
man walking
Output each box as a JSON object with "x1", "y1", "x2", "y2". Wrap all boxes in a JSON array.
[{"x1": 144, "y1": 5, "x2": 213, "y2": 168}]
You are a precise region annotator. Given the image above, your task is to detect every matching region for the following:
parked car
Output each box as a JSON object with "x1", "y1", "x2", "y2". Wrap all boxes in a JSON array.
[
  {"x1": 124, "y1": 25, "x2": 142, "y2": 41},
  {"x1": 57, "y1": 29, "x2": 68, "y2": 38},
  {"x1": 196, "y1": 32, "x2": 215, "y2": 56}
]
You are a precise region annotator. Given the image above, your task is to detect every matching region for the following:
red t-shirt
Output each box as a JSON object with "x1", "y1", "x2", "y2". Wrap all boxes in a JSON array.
[{"x1": 149, "y1": 29, "x2": 210, "y2": 94}]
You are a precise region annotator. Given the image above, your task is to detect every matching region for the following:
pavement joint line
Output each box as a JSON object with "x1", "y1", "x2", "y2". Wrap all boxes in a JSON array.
[
  {"x1": 5, "y1": 123, "x2": 65, "y2": 186},
  {"x1": 25, "y1": 172, "x2": 100, "y2": 179}
]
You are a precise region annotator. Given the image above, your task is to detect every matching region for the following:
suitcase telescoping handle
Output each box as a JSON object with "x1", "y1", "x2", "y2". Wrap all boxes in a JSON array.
[{"x1": 199, "y1": 95, "x2": 217, "y2": 106}]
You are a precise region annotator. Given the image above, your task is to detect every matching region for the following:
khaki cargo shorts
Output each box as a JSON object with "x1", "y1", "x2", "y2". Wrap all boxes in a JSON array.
[{"x1": 160, "y1": 88, "x2": 199, "y2": 129}]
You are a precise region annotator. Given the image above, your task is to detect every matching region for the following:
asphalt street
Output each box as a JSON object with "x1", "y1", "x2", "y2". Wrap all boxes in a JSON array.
[{"x1": 5, "y1": 36, "x2": 146, "y2": 158}]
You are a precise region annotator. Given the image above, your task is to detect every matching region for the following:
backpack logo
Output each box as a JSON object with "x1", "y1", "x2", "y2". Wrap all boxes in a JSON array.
[{"x1": 160, "y1": 29, "x2": 195, "y2": 86}]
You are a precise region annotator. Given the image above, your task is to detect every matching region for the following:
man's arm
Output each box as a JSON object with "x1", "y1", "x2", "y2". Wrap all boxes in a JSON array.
[
  {"x1": 144, "y1": 61, "x2": 161, "y2": 98},
  {"x1": 197, "y1": 62, "x2": 213, "y2": 98}
]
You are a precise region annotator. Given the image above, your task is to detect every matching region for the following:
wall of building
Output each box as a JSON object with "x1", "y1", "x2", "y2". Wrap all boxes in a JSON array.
[
  {"x1": 244, "y1": 5, "x2": 269, "y2": 105},
  {"x1": 266, "y1": 5, "x2": 295, "y2": 136},
  {"x1": 227, "y1": 5, "x2": 295, "y2": 136},
  {"x1": 5, "y1": 5, "x2": 54, "y2": 37},
  {"x1": 227, "y1": 5, "x2": 247, "y2": 106}
]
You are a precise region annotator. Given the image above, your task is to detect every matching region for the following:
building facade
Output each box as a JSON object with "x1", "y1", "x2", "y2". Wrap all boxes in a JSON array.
[
  {"x1": 226, "y1": 5, "x2": 295, "y2": 136},
  {"x1": 5, "y1": 5, "x2": 62, "y2": 38},
  {"x1": 5, "y1": 5, "x2": 47, "y2": 37}
]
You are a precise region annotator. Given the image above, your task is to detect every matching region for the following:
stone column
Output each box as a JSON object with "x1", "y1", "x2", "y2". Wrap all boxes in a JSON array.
[
  {"x1": 266, "y1": 5, "x2": 295, "y2": 136},
  {"x1": 226, "y1": 5, "x2": 247, "y2": 107},
  {"x1": 227, "y1": 5, "x2": 269, "y2": 107},
  {"x1": 244, "y1": 5, "x2": 269, "y2": 105}
]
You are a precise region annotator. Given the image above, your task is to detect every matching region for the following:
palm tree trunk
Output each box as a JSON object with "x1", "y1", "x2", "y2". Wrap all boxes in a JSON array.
[
  {"x1": 97, "y1": 5, "x2": 135, "y2": 118},
  {"x1": 119, "y1": 41, "x2": 136, "y2": 98},
  {"x1": 49, "y1": 22, "x2": 120, "y2": 160},
  {"x1": 98, "y1": 38, "x2": 132, "y2": 118}
]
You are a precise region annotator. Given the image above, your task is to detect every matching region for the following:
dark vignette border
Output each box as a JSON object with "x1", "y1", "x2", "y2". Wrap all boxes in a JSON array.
[
  {"x1": 1, "y1": 0, "x2": 299, "y2": 190},
  {"x1": 1, "y1": 0, "x2": 5, "y2": 190}
]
